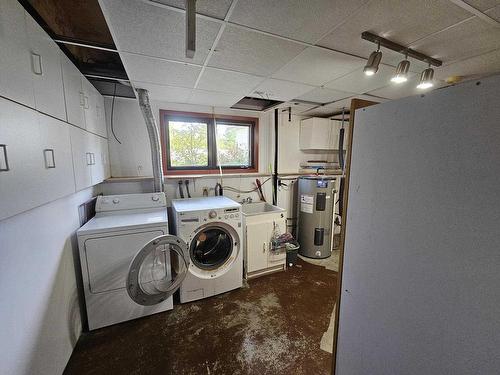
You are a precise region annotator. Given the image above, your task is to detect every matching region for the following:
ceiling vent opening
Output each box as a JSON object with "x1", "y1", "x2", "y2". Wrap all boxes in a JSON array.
[{"x1": 231, "y1": 97, "x2": 283, "y2": 111}]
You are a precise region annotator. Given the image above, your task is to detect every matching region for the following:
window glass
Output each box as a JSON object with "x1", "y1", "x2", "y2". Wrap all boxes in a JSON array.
[
  {"x1": 168, "y1": 121, "x2": 208, "y2": 167},
  {"x1": 216, "y1": 123, "x2": 251, "y2": 167}
]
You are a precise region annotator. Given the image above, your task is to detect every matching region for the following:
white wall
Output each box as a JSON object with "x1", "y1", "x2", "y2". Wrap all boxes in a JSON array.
[
  {"x1": 101, "y1": 97, "x2": 342, "y2": 222},
  {"x1": 336, "y1": 75, "x2": 500, "y2": 374},
  {"x1": 102, "y1": 97, "x2": 274, "y2": 204},
  {"x1": 0, "y1": 187, "x2": 94, "y2": 375}
]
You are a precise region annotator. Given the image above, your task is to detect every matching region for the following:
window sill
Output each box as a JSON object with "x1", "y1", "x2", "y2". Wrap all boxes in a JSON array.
[{"x1": 164, "y1": 172, "x2": 270, "y2": 179}]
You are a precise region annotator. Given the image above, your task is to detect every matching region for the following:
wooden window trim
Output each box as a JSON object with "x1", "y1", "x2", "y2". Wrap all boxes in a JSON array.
[{"x1": 159, "y1": 110, "x2": 259, "y2": 176}]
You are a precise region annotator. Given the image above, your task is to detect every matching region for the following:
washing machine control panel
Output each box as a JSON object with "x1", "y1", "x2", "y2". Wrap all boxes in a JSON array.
[{"x1": 178, "y1": 207, "x2": 241, "y2": 225}]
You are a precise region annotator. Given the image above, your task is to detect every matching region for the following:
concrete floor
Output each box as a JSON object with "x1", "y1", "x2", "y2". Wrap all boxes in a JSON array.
[{"x1": 64, "y1": 259, "x2": 337, "y2": 375}]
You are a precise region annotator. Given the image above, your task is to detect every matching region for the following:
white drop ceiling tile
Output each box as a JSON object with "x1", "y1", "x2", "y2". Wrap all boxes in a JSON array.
[
  {"x1": 368, "y1": 75, "x2": 448, "y2": 100},
  {"x1": 297, "y1": 87, "x2": 353, "y2": 103},
  {"x1": 317, "y1": 0, "x2": 471, "y2": 66},
  {"x1": 188, "y1": 89, "x2": 243, "y2": 107},
  {"x1": 251, "y1": 79, "x2": 315, "y2": 102},
  {"x1": 463, "y1": 0, "x2": 500, "y2": 11},
  {"x1": 412, "y1": 16, "x2": 500, "y2": 63},
  {"x1": 121, "y1": 53, "x2": 201, "y2": 88},
  {"x1": 325, "y1": 64, "x2": 400, "y2": 94},
  {"x1": 131, "y1": 81, "x2": 192, "y2": 103},
  {"x1": 272, "y1": 47, "x2": 366, "y2": 86},
  {"x1": 99, "y1": 0, "x2": 221, "y2": 65},
  {"x1": 434, "y1": 48, "x2": 500, "y2": 80},
  {"x1": 486, "y1": 4, "x2": 500, "y2": 21},
  {"x1": 229, "y1": 0, "x2": 367, "y2": 43},
  {"x1": 196, "y1": 68, "x2": 264, "y2": 94},
  {"x1": 151, "y1": 0, "x2": 233, "y2": 19},
  {"x1": 207, "y1": 25, "x2": 306, "y2": 76}
]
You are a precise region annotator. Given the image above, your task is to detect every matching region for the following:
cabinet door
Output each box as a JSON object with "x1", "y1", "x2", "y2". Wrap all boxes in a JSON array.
[
  {"x1": 82, "y1": 79, "x2": 98, "y2": 133},
  {"x1": 0, "y1": 0, "x2": 35, "y2": 107},
  {"x1": 100, "y1": 137, "x2": 111, "y2": 179},
  {"x1": 245, "y1": 221, "x2": 271, "y2": 273},
  {"x1": 0, "y1": 98, "x2": 41, "y2": 220},
  {"x1": 95, "y1": 93, "x2": 108, "y2": 138},
  {"x1": 268, "y1": 217, "x2": 287, "y2": 266},
  {"x1": 69, "y1": 126, "x2": 92, "y2": 191},
  {"x1": 61, "y1": 53, "x2": 85, "y2": 129},
  {"x1": 37, "y1": 114, "x2": 76, "y2": 202},
  {"x1": 89, "y1": 134, "x2": 106, "y2": 185},
  {"x1": 26, "y1": 15, "x2": 66, "y2": 121}
]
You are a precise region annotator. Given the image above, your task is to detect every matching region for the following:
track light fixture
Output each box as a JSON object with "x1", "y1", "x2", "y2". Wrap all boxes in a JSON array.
[
  {"x1": 391, "y1": 56, "x2": 410, "y2": 83},
  {"x1": 417, "y1": 65, "x2": 434, "y2": 89},
  {"x1": 364, "y1": 41, "x2": 382, "y2": 76},
  {"x1": 361, "y1": 32, "x2": 442, "y2": 87}
]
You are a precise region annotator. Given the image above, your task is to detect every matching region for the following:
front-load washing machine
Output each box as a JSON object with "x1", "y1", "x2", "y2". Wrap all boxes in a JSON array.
[
  {"x1": 77, "y1": 193, "x2": 190, "y2": 330},
  {"x1": 171, "y1": 196, "x2": 243, "y2": 303}
]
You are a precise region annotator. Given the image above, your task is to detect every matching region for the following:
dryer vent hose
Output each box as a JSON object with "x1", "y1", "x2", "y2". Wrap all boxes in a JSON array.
[{"x1": 137, "y1": 88, "x2": 164, "y2": 193}]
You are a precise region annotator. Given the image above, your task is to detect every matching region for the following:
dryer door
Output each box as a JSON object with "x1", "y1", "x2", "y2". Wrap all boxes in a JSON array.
[{"x1": 126, "y1": 235, "x2": 190, "y2": 306}]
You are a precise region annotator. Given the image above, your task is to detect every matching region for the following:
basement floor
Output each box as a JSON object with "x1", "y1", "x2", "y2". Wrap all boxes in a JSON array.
[{"x1": 64, "y1": 259, "x2": 337, "y2": 375}]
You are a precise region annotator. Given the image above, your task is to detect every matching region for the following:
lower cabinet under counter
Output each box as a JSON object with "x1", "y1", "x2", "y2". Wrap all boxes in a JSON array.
[{"x1": 243, "y1": 209, "x2": 287, "y2": 279}]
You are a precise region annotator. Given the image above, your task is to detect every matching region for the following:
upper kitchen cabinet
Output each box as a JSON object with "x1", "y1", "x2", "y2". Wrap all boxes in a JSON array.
[
  {"x1": 0, "y1": 0, "x2": 35, "y2": 107},
  {"x1": 26, "y1": 14, "x2": 66, "y2": 121},
  {"x1": 299, "y1": 117, "x2": 347, "y2": 151},
  {"x1": 37, "y1": 113, "x2": 76, "y2": 203},
  {"x1": 0, "y1": 98, "x2": 40, "y2": 220},
  {"x1": 300, "y1": 117, "x2": 335, "y2": 150},
  {"x1": 61, "y1": 53, "x2": 86, "y2": 129},
  {"x1": 83, "y1": 78, "x2": 108, "y2": 138}
]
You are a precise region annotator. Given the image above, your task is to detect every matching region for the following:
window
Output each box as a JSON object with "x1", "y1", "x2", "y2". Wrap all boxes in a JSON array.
[{"x1": 160, "y1": 110, "x2": 258, "y2": 174}]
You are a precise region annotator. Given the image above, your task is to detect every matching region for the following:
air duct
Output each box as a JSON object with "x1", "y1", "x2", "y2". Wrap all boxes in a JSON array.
[{"x1": 136, "y1": 88, "x2": 164, "y2": 193}]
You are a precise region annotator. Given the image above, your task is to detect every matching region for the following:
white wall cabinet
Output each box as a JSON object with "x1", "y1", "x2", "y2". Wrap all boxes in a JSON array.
[
  {"x1": 70, "y1": 127, "x2": 109, "y2": 191},
  {"x1": 37, "y1": 114, "x2": 76, "y2": 203},
  {"x1": 243, "y1": 211, "x2": 287, "y2": 279},
  {"x1": 61, "y1": 53, "x2": 86, "y2": 129},
  {"x1": 0, "y1": 1, "x2": 110, "y2": 221},
  {"x1": 300, "y1": 117, "x2": 347, "y2": 150},
  {"x1": 0, "y1": 0, "x2": 35, "y2": 107},
  {"x1": 26, "y1": 14, "x2": 66, "y2": 121},
  {"x1": 82, "y1": 79, "x2": 107, "y2": 137},
  {"x1": 0, "y1": 98, "x2": 75, "y2": 221}
]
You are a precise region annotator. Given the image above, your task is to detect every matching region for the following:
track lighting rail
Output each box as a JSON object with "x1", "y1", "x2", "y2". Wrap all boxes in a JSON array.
[{"x1": 361, "y1": 32, "x2": 442, "y2": 67}]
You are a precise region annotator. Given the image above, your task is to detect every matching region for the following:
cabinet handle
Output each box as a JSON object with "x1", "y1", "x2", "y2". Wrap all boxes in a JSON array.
[
  {"x1": 91, "y1": 153, "x2": 96, "y2": 165},
  {"x1": 0, "y1": 144, "x2": 10, "y2": 172},
  {"x1": 263, "y1": 242, "x2": 266, "y2": 253},
  {"x1": 86, "y1": 152, "x2": 92, "y2": 166},
  {"x1": 79, "y1": 92, "x2": 85, "y2": 107},
  {"x1": 43, "y1": 149, "x2": 56, "y2": 169},
  {"x1": 84, "y1": 96, "x2": 89, "y2": 109},
  {"x1": 31, "y1": 52, "x2": 43, "y2": 75}
]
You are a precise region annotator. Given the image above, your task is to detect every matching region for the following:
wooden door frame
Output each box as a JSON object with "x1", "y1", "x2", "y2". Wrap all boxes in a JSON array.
[{"x1": 331, "y1": 98, "x2": 379, "y2": 374}]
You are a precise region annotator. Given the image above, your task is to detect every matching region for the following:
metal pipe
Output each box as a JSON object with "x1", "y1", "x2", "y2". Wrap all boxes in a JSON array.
[
  {"x1": 136, "y1": 88, "x2": 164, "y2": 193},
  {"x1": 273, "y1": 108, "x2": 279, "y2": 205}
]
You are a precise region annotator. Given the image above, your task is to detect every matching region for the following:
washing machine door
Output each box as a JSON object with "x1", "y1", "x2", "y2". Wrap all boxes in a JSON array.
[{"x1": 126, "y1": 235, "x2": 190, "y2": 306}]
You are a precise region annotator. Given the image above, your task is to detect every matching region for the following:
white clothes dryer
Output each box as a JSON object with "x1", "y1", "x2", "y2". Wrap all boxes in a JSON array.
[
  {"x1": 171, "y1": 197, "x2": 243, "y2": 303},
  {"x1": 77, "y1": 193, "x2": 190, "y2": 330}
]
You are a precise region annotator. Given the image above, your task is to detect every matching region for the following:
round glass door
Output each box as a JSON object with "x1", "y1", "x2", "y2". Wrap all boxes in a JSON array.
[
  {"x1": 127, "y1": 235, "x2": 189, "y2": 306},
  {"x1": 190, "y1": 226, "x2": 233, "y2": 270}
]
